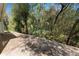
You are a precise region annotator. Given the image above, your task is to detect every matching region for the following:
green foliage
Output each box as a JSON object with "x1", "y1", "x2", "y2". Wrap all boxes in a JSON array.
[
  {"x1": 8, "y1": 16, "x2": 15, "y2": 31},
  {"x1": 10, "y1": 4, "x2": 30, "y2": 33},
  {"x1": 8, "y1": 3, "x2": 79, "y2": 47}
]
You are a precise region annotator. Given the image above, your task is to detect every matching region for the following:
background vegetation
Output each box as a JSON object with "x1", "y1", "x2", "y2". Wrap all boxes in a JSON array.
[{"x1": 1, "y1": 3, "x2": 79, "y2": 47}]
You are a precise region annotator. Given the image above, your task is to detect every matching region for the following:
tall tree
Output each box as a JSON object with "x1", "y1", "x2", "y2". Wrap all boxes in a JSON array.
[
  {"x1": 66, "y1": 8, "x2": 79, "y2": 45},
  {"x1": 0, "y1": 3, "x2": 7, "y2": 32},
  {"x1": 12, "y1": 3, "x2": 29, "y2": 34},
  {"x1": 0, "y1": 3, "x2": 6, "y2": 22},
  {"x1": 54, "y1": 3, "x2": 70, "y2": 25}
]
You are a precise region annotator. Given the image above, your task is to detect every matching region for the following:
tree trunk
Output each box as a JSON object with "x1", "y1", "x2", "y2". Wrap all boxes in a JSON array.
[
  {"x1": 54, "y1": 4, "x2": 70, "y2": 25},
  {"x1": 0, "y1": 22, "x2": 5, "y2": 33},
  {"x1": 66, "y1": 19, "x2": 79, "y2": 45}
]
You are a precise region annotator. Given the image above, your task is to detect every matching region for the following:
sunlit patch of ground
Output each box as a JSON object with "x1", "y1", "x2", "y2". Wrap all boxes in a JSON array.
[{"x1": 1, "y1": 32, "x2": 79, "y2": 56}]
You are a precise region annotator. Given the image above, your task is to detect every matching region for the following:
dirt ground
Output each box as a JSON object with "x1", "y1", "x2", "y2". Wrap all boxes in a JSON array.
[
  {"x1": 1, "y1": 32, "x2": 79, "y2": 56},
  {"x1": 0, "y1": 32, "x2": 16, "y2": 53}
]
